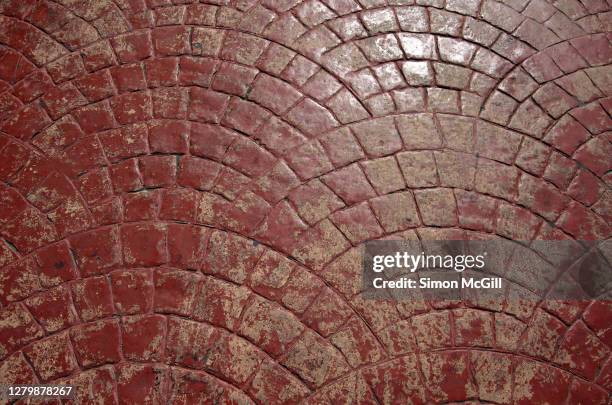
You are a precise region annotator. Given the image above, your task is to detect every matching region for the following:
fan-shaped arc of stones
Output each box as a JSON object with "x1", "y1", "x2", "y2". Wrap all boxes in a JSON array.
[{"x1": 0, "y1": 0, "x2": 611, "y2": 403}]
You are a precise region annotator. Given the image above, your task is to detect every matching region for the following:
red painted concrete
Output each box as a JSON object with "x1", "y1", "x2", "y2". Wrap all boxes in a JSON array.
[{"x1": 0, "y1": 0, "x2": 610, "y2": 403}]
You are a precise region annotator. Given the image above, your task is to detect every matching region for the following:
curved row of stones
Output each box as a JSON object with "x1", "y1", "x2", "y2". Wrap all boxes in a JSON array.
[{"x1": 0, "y1": 0, "x2": 610, "y2": 403}]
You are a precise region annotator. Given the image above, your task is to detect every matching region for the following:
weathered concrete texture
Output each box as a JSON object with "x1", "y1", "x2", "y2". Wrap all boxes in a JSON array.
[{"x1": 0, "y1": 0, "x2": 610, "y2": 403}]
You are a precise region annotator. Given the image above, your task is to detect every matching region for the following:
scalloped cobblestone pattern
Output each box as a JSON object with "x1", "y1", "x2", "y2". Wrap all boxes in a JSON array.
[{"x1": 0, "y1": 0, "x2": 611, "y2": 403}]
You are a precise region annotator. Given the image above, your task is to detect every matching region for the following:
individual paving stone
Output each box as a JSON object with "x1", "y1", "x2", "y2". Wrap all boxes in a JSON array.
[
  {"x1": 320, "y1": 128, "x2": 365, "y2": 166},
  {"x1": 481, "y1": 0, "x2": 524, "y2": 32},
  {"x1": 248, "y1": 74, "x2": 302, "y2": 114},
  {"x1": 286, "y1": 98, "x2": 339, "y2": 136},
  {"x1": 239, "y1": 297, "x2": 304, "y2": 356},
  {"x1": 327, "y1": 14, "x2": 367, "y2": 41},
  {"x1": 457, "y1": 91, "x2": 483, "y2": 115},
  {"x1": 432, "y1": 63, "x2": 472, "y2": 89},
  {"x1": 514, "y1": 360, "x2": 571, "y2": 404},
  {"x1": 554, "y1": 321, "x2": 610, "y2": 379},
  {"x1": 322, "y1": 163, "x2": 377, "y2": 204},
  {"x1": 396, "y1": 151, "x2": 438, "y2": 187},
  {"x1": 495, "y1": 312, "x2": 526, "y2": 350},
  {"x1": 139, "y1": 155, "x2": 177, "y2": 188},
  {"x1": 571, "y1": 33, "x2": 612, "y2": 66},
  {"x1": 463, "y1": 17, "x2": 501, "y2": 47},
  {"x1": 366, "y1": 93, "x2": 396, "y2": 116},
  {"x1": 430, "y1": 9, "x2": 464, "y2": 36},
  {"x1": 374, "y1": 63, "x2": 404, "y2": 90},
  {"x1": 434, "y1": 150, "x2": 476, "y2": 189},
  {"x1": 0, "y1": 303, "x2": 44, "y2": 358},
  {"x1": 544, "y1": 151, "x2": 578, "y2": 189},
  {"x1": 357, "y1": 35, "x2": 404, "y2": 63},
  {"x1": 330, "y1": 202, "x2": 384, "y2": 243},
  {"x1": 301, "y1": 286, "x2": 353, "y2": 336},
  {"x1": 568, "y1": 379, "x2": 609, "y2": 405},
  {"x1": 509, "y1": 99, "x2": 552, "y2": 137},
  {"x1": 347, "y1": 69, "x2": 382, "y2": 98},
  {"x1": 121, "y1": 223, "x2": 168, "y2": 266},
  {"x1": 378, "y1": 318, "x2": 419, "y2": 355},
  {"x1": 322, "y1": 248, "x2": 364, "y2": 298},
  {"x1": 330, "y1": 317, "x2": 385, "y2": 367},
  {"x1": 210, "y1": 331, "x2": 267, "y2": 385},
  {"x1": 533, "y1": 83, "x2": 577, "y2": 119},
  {"x1": 362, "y1": 356, "x2": 426, "y2": 403},
  {"x1": 499, "y1": 67, "x2": 538, "y2": 101},
  {"x1": 248, "y1": 361, "x2": 310, "y2": 404},
  {"x1": 70, "y1": 319, "x2": 122, "y2": 367},
  {"x1": 496, "y1": 202, "x2": 542, "y2": 240},
  {"x1": 397, "y1": 33, "x2": 437, "y2": 59},
  {"x1": 585, "y1": 66, "x2": 612, "y2": 95},
  {"x1": 35, "y1": 241, "x2": 78, "y2": 288},
  {"x1": 396, "y1": 113, "x2": 442, "y2": 149},
  {"x1": 515, "y1": 19, "x2": 560, "y2": 50},
  {"x1": 326, "y1": 89, "x2": 370, "y2": 124},
  {"x1": 361, "y1": 156, "x2": 405, "y2": 194},
  {"x1": 350, "y1": 117, "x2": 402, "y2": 157},
  {"x1": 282, "y1": 329, "x2": 349, "y2": 388},
  {"x1": 110, "y1": 64, "x2": 146, "y2": 92},
  {"x1": 573, "y1": 136, "x2": 612, "y2": 177},
  {"x1": 421, "y1": 351, "x2": 477, "y2": 402},
  {"x1": 202, "y1": 230, "x2": 262, "y2": 284},
  {"x1": 0, "y1": 256, "x2": 41, "y2": 306},
  {"x1": 110, "y1": 92, "x2": 152, "y2": 124},
  {"x1": 475, "y1": 121, "x2": 522, "y2": 164},
  {"x1": 518, "y1": 174, "x2": 568, "y2": 221},
  {"x1": 515, "y1": 138, "x2": 551, "y2": 176},
  {"x1": 292, "y1": 219, "x2": 350, "y2": 270},
  {"x1": 70, "y1": 227, "x2": 122, "y2": 276},
  {"x1": 396, "y1": 6, "x2": 429, "y2": 32},
  {"x1": 303, "y1": 70, "x2": 342, "y2": 100},
  {"x1": 455, "y1": 190, "x2": 497, "y2": 232},
  {"x1": 475, "y1": 159, "x2": 520, "y2": 200},
  {"x1": 0, "y1": 352, "x2": 37, "y2": 385},
  {"x1": 556, "y1": 70, "x2": 603, "y2": 103},
  {"x1": 401, "y1": 61, "x2": 433, "y2": 86},
  {"x1": 116, "y1": 363, "x2": 168, "y2": 404},
  {"x1": 289, "y1": 179, "x2": 345, "y2": 225},
  {"x1": 193, "y1": 276, "x2": 251, "y2": 331},
  {"x1": 23, "y1": 332, "x2": 78, "y2": 382},
  {"x1": 412, "y1": 311, "x2": 451, "y2": 349},
  {"x1": 361, "y1": 8, "x2": 398, "y2": 33},
  {"x1": 428, "y1": 88, "x2": 460, "y2": 113},
  {"x1": 480, "y1": 90, "x2": 518, "y2": 125},
  {"x1": 25, "y1": 286, "x2": 78, "y2": 333},
  {"x1": 211, "y1": 63, "x2": 258, "y2": 98},
  {"x1": 570, "y1": 102, "x2": 612, "y2": 134},
  {"x1": 567, "y1": 169, "x2": 606, "y2": 206},
  {"x1": 285, "y1": 55, "x2": 325, "y2": 86},
  {"x1": 296, "y1": 0, "x2": 335, "y2": 27},
  {"x1": 71, "y1": 276, "x2": 114, "y2": 322},
  {"x1": 472, "y1": 351, "x2": 512, "y2": 403},
  {"x1": 165, "y1": 316, "x2": 216, "y2": 369},
  {"x1": 393, "y1": 88, "x2": 426, "y2": 112},
  {"x1": 471, "y1": 48, "x2": 513, "y2": 79},
  {"x1": 350, "y1": 294, "x2": 403, "y2": 333},
  {"x1": 437, "y1": 37, "x2": 477, "y2": 65},
  {"x1": 492, "y1": 33, "x2": 535, "y2": 64},
  {"x1": 436, "y1": 114, "x2": 475, "y2": 153},
  {"x1": 414, "y1": 188, "x2": 457, "y2": 226}
]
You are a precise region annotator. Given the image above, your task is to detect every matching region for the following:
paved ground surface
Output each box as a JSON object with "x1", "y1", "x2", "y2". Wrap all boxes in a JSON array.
[{"x1": 0, "y1": 0, "x2": 611, "y2": 403}]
